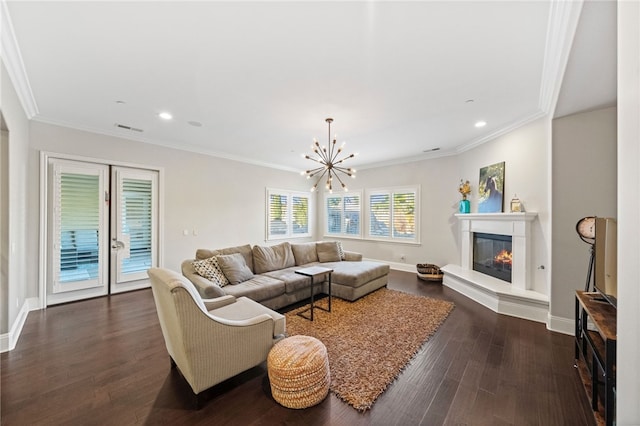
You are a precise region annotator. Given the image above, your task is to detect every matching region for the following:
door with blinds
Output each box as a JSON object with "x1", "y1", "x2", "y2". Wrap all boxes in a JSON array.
[
  {"x1": 110, "y1": 167, "x2": 158, "y2": 293},
  {"x1": 48, "y1": 159, "x2": 110, "y2": 305},
  {"x1": 46, "y1": 159, "x2": 159, "y2": 305}
]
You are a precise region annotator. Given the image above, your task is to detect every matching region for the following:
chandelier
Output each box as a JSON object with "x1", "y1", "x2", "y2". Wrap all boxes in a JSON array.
[{"x1": 301, "y1": 118, "x2": 356, "y2": 193}]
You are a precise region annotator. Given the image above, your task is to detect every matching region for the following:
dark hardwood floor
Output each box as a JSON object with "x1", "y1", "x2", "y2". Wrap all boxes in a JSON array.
[{"x1": 1, "y1": 270, "x2": 595, "y2": 425}]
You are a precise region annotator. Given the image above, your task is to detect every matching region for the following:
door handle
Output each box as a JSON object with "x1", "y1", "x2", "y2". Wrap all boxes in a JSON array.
[{"x1": 111, "y1": 240, "x2": 125, "y2": 250}]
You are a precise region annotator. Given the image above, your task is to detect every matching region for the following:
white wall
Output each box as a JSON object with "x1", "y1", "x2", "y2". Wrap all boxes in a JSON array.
[
  {"x1": 457, "y1": 117, "x2": 552, "y2": 296},
  {"x1": 26, "y1": 121, "x2": 315, "y2": 300},
  {"x1": 617, "y1": 0, "x2": 640, "y2": 423},
  {"x1": 551, "y1": 107, "x2": 617, "y2": 323},
  {"x1": 0, "y1": 61, "x2": 30, "y2": 340}
]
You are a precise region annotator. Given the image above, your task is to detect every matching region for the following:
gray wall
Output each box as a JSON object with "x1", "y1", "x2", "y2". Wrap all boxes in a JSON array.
[
  {"x1": 551, "y1": 106, "x2": 617, "y2": 322},
  {"x1": 0, "y1": 123, "x2": 7, "y2": 333},
  {"x1": 0, "y1": 61, "x2": 30, "y2": 335}
]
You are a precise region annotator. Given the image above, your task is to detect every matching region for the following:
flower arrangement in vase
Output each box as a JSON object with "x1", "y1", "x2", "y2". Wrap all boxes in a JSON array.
[{"x1": 458, "y1": 180, "x2": 471, "y2": 213}]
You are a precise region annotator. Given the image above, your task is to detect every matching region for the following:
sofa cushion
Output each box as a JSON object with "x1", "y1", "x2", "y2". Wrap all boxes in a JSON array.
[
  {"x1": 291, "y1": 242, "x2": 319, "y2": 266},
  {"x1": 196, "y1": 244, "x2": 254, "y2": 272},
  {"x1": 263, "y1": 267, "x2": 316, "y2": 294},
  {"x1": 336, "y1": 241, "x2": 346, "y2": 260},
  {"x1": 322, "y1": 260, "x2": 390, "y2": 288},
  {"x1": 191, "y1": 256, "x2": 230, "y2": 288},
  {"x1": 216, "y1": 253, "x2": 254, "y2": 284},
  {"x1": 316, "y1": 241, "x2": 341, "y2": 263},
  {"x1": 253, "y1": 242, "x2": 295, "y2": 274},
  {"x1": 220, "y1": 275, "x2": 285, "y2": 301}
]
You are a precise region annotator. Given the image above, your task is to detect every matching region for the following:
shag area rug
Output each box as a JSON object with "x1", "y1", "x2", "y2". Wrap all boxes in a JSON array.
[{"x1": 284, "y1": 288, "x2": 454, "y2": 411}]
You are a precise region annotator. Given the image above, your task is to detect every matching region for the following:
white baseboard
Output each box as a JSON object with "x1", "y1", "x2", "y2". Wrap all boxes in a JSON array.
[
  {"x1": 0, "y1": 297, "x2": 40, "y2": 353},
  {"x1": 548, "y1": 314, "x2": 575, "y2": 335},
  {"x1": 385, "y1": 260, "x2": 416, "y2": 273}
]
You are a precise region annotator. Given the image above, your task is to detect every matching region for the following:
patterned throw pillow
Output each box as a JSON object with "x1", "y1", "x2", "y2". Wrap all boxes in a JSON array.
[
  {"x1": 192, "y1": 256, "x2": 230, "y2": 288},
  {"x1": 336, "y1": 241, "x2": 346, "y2": 260}
]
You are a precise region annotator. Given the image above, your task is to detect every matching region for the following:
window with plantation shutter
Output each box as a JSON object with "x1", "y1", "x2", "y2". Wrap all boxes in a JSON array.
[
  {"x1": 267, "y1": 189, "x2": 312, "y2": 240},
  {"x1": 292, "y1": 195, "x2": 309, "y2": 235},
  {"x1": 369, "y1": 192, "x2": 390, "y2": 238},
  {"x1": 367, "y1": 186, "x2": 419, "y2": 243},
  {"x1": 325, "y1": 192, "x2": 362, "y2": 237}
]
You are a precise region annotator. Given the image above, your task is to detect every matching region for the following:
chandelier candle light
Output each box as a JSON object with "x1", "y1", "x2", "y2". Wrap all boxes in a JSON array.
[{"x1": 301, "y1": 118, "x2": 356, "y2": 193}]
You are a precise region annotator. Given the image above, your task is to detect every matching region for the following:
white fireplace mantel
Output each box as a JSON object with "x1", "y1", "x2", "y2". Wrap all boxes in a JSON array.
[
  {"x1": 456, "y1": 212, "x2": 537, "y2": 291},
  {"x1": 442, "y1": 212, "x2": 549, "y2": 325}
]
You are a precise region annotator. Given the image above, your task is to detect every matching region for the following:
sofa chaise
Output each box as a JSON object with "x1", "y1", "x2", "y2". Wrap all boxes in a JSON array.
[{"x1": 181, "y1": 241, "x2": 389, "y2": 310}]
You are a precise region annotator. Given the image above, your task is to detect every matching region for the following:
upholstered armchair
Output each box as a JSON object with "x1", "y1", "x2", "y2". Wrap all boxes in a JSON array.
[{"x1": 147, "y1": 268, "x2": 286, "y2": 407}]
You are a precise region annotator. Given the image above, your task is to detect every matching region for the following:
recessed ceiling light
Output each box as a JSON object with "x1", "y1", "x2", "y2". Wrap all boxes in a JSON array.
[
  {"x1": 159, "y1": 112, "x2": 173, "y2": 120},
  {"x1": 187, "y1": 120, "x2": 202, "y2": 127},
  {"x1": 475, "y1": 121, "x2": 487, "y2": 128}
]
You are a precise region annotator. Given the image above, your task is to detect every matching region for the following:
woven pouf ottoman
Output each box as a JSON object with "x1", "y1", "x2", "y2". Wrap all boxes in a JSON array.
[{"x1": 267, "y1": 335, "x2": 331, "y2": 409}]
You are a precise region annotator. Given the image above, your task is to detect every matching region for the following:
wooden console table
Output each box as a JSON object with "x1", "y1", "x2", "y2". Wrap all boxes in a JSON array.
[{"x1": 574, "y1": 291, "x2": 616, "y2": 426}]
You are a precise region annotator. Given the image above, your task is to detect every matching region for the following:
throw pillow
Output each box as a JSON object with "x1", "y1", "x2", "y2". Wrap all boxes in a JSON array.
[
  {"x1": 336, "y1": 241, "x2": 346, "y2": 260},
  {"x1": 316, "y1": 241, "x2": 342, "y2": 263},
  {"x1": 253, "y1": 242, "x2": 295, "y2": 274},
  {"x1": 192, "y1": 256, "x2": 230, "y2": 288},
  {"x1": 216, "y1": 253, "x2": 255, "y2": 284},
  {"x1": 291, "y1": 242, "x2": 319, "y2": 266}
]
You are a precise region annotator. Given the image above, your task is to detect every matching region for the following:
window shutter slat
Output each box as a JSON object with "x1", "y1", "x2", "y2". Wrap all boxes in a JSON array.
[
  {"x1": 120, "y1": 178, "x2": 153, "y2": 274},
  {"x1": 57, "y1": 172, "x2": 101, "y2": 283}
]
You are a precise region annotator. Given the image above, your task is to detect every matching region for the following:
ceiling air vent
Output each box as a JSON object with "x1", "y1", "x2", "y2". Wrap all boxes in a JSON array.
[
  {"x1": 423, "y1": 147, "x2": 440, "y2": 153},
  {"x1": 114, "y1": 123, "x2": 144, "y2": 133}
]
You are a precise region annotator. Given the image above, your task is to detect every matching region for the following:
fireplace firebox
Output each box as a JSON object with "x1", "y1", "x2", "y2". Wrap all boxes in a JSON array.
[{"x1": 473, "y1": 232, "x2": 513, "y2": 283}]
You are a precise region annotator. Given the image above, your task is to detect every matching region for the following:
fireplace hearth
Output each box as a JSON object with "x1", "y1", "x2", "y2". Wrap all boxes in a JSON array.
[
  {"x1": 473, "y1": 233, "x2": 512, "y2": 282},
  {"x1": 441, "y1": 212, "x2": 549, "y2": 326}
]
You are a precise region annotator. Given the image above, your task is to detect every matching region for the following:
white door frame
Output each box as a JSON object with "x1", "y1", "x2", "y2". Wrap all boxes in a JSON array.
[{"x1": 38, "y1": 151, "x2": 164, "y2": 308}]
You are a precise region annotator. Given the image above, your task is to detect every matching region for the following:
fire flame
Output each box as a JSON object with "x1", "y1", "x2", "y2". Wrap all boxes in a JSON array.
[{"x1": 494, "y1": 249, "x2": 512, "y2": 265}]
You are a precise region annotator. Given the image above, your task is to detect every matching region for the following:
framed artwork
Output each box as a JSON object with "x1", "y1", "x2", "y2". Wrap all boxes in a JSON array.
[{"x1": 477, "y1": 161, "x2": 505, "y2": 213}]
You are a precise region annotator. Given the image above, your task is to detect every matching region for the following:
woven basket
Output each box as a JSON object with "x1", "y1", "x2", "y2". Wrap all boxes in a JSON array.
[
  {"x1": 267, "y1": 335, "x2": 331, "y2": 409},
  {"x1": 416, "y1": 263, "x2": 443, "y2": 282}
]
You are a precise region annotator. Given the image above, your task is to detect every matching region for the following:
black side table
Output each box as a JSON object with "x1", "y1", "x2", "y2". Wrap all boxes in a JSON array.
[{"x1": 294, "y1": 266, "x2": 333, "y2": 321}]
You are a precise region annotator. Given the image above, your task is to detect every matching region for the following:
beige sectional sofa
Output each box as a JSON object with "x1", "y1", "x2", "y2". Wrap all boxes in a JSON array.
[{"x1": 181, "y1": 241, "x2": 390, "y2": 310}]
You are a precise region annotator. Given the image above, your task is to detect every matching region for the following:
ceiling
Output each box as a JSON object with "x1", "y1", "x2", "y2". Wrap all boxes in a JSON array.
[{"x1": 2, "y1": 1, "x2": 616, "y2": 172}]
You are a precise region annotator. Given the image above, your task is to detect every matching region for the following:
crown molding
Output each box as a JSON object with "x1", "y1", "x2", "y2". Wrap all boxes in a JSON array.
[
  {"x1": 31, "y1": 115, "x2": 302, "y2": 173},
  {"x1": 455, "y1": 109, "x2": 548, "y2": 154},
  {"x1": 1, "y1": 0, "x2": 38, "y2": 118},
  {"x1": 538, "y1": 0, "x2": 584, "y2": 115}
]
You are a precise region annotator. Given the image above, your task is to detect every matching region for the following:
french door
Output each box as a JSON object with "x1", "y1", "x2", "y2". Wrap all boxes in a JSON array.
[{"x1": 46, "y1": 158, "x2": 159, "y2": 305}]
